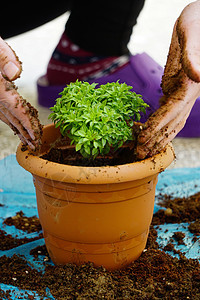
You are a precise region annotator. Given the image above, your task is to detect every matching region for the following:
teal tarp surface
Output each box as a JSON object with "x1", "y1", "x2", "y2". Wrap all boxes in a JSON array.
[{"x1": 0, "y1": 155, "x2": 199, "y2": 299}]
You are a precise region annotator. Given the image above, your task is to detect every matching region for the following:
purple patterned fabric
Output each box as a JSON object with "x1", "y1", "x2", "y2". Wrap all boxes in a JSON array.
[{"x1": 37, "y1": 53, "x2": 200, "y2": 137}]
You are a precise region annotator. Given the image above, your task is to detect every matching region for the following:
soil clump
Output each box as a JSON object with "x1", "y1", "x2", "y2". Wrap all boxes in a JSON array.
[{"x1": 0, "y1": 191, "x2": 199, "y2": 299}]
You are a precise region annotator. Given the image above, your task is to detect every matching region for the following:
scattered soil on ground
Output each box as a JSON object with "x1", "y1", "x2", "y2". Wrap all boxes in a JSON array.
[
  {"x1": 152, "y1": 191, "x2": 200, "y2": 225},
  {"x1": 0, "y1": 229, "x2": 199, "y2": 300},
  {"x1": 0, "y1": 192, "x2": 199, "y2": 299},
  {"x1": 188, "y1": 220, "x2": 200, "y2": 235},
  {"x1": 0, "y1": 229, "x2": 43, "y2": 251},
  {"x1": 3, "y1": 211, "x2": 41, "y2": 234},
  {"x1": 0, "y1": 211, "x2": 42, "y2": 251},
  {"x1": 172, "y1": 231, "x2": 186, "y2": 245}
]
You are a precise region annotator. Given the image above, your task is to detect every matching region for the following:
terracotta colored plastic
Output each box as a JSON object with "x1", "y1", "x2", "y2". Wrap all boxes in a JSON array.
[{"x1": 16, "y1": 124, "x2": 175, "y2": 270}]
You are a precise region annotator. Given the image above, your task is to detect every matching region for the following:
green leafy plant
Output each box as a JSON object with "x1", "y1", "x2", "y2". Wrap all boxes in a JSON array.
[{"x1": 49, "y1": 80, "x2": 149, "y2": 159}]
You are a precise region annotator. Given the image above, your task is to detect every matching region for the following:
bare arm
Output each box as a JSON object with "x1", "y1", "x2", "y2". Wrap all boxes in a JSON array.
[
  {"x1": 137, "y1": 1, "x2": 200, "y2": 159},
  {"x1": 0, "y1": 37, "x2": 42, "y2": 149}
]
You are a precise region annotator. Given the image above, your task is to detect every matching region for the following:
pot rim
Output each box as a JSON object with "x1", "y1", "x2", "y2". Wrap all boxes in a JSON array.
[{"x1": 16, "y1": 124, "x2": 175, "y2": 184}]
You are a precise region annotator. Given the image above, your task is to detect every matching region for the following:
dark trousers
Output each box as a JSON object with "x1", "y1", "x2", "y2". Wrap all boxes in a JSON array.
[{"x1": 1, "y1": 0, "x2": 145, "y2": 56}]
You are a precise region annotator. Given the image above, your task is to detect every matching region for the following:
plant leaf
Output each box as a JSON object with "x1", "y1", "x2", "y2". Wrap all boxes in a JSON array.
[{"x1": 49, "y1": 80, "x2": 149, "y2": 159}]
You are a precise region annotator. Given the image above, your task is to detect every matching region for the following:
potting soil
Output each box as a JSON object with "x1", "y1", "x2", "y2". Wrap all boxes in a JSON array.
[
  {"x1": 0, "y1": 155, "x2": 199, "y2": 299},
  {"x1": 41, "y1": 146, "x2": 137, "y2": 166}
]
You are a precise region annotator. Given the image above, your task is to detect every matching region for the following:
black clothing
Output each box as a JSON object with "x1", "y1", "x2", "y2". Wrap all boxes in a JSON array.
[{"x1": 1, "y1": 1, "x2": 145, "y2": 56}]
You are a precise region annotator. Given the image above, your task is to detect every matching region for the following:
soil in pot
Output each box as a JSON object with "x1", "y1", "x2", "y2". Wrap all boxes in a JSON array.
[
  {"x1": 41, "y1": 144, "x2": 138, "y2": 167},
  {"x1": 40, "y1": 122, "x2": 142, "y2": 167}
]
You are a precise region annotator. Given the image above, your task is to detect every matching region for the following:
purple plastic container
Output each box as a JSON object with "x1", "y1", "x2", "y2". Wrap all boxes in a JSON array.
[{"x1": 37, "y1": 52, "x2": 200, "y2": 137}]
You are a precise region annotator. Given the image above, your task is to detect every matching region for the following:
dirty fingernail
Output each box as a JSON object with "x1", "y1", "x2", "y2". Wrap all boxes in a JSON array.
[
  {"x1": 27, "y1": 129, "x2": 36, "y2": 141},
  {"x1": 3, "y1": 61, "x2": 20, "y2": 80}
]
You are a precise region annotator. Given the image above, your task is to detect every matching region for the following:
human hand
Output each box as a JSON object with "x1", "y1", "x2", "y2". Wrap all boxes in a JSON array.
[
  {"x1": 137, "y1": 1, "x2": 200, "y2": 159},
  {"x1": 0, "y1": 37, "x2": 42, "y2": 150}
]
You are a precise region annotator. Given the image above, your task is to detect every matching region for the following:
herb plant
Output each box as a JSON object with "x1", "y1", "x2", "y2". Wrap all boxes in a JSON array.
[{"x1": 49, "y1": 80, "x2": 149, "y2": 159}]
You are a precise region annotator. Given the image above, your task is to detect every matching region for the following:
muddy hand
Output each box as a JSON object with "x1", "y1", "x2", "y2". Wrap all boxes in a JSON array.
[
  {"x1": 137, "y1": 1, "x2": 200, "y2": 159},
  {"x1": 0, "y1": 37, "x2": 42, "y2": 150}
]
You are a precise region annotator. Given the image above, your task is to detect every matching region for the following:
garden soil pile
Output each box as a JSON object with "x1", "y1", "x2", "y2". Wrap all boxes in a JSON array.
[{"x1": 0, "y1": 192, "x2": 199, "y2": 299}]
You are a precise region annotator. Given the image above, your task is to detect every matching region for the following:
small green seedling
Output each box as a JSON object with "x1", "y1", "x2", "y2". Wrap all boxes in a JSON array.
[{"x1": 49, "y1": 80, "x2": 149, "y2": 159}]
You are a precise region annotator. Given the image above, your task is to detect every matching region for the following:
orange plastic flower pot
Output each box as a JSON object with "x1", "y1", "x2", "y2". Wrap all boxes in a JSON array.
[{"x1": 16, "y1": 124, "x2": 175, "y2": 270}]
